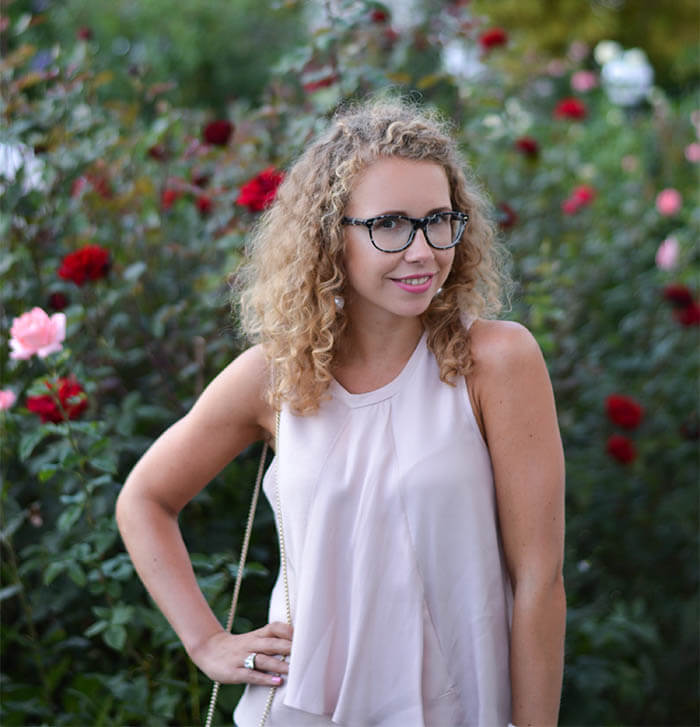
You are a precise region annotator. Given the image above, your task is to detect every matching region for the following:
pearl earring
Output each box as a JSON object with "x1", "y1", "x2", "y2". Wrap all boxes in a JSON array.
[{"x1": 334, "y1": 295, "x2": 345, "y2": 310}]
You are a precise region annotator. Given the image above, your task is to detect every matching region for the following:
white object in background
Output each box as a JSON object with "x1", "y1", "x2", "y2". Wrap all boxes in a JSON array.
[
  {"x1": 600, "y1": 47, "x2": 654, "y2": 107},
  {"x1": 0, "y1": 142, "x2": 47, "y2": 193}
]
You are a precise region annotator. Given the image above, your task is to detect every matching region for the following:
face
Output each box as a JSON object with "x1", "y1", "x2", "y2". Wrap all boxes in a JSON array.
[{"x1": 342, "y1": 156, "x2": 456, "y2": 324}]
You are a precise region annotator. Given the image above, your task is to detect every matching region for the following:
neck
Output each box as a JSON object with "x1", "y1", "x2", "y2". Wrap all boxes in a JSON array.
[{"x1": 335, "y1": 315, "x2": 424, "y2": 369}]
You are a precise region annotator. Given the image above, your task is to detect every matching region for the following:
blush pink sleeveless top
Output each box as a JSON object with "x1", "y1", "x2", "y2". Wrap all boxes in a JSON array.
[{"x1": 235, "y1": 323, "x2": 512, "y2": 726}]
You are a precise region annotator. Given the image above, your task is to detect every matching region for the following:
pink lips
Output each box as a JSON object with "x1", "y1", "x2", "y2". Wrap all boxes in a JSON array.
[{"x1": 390, "y1": 274, "x2": 434, "y2": 294}]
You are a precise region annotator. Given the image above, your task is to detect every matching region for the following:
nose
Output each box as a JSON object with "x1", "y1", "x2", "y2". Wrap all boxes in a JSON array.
[{"x1": 403, "y1": 227, "x2": 434, "y2": 262}]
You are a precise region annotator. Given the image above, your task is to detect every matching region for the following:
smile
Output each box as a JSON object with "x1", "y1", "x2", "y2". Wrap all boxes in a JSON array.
[
  {"x1": 396, "y1": 275, "x2": 431, "y2": 286},
  {"x1": 390, "y1": 274, "x2": 435, "y2": 293}
]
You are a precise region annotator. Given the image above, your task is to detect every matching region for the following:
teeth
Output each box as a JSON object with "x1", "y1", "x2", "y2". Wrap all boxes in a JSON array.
[{"x1": 401, "y1": 276, "x2": 430, "y2": 285}]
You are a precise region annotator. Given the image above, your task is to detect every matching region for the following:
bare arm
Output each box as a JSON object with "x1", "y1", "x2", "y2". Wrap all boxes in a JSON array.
[
  {"x1": 469, "y1": 320, "x2": 566, "y2": 726},
  {"x1": 115, "y1": 345, "x2": 291, "y2": 686}
]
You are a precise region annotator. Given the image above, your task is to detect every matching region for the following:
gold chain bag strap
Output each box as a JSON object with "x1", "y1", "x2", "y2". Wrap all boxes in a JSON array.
[{"x1": 205, "y1": 411, "x2": 291, "y2": 727}]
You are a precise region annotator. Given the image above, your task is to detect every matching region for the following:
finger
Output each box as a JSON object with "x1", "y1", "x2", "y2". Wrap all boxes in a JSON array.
[
  {"x1": 249, "y1": 653, "x2": 289, "y2": 674},
  {"x1": 237, "y1": 668, "x2": 283, "y2": 687},
  {"x1": 264, "y1": 621, "x2": 293, "y2": 639},
  {"x1": 255, "y1": 636, "x2": 292, "y2": 656}
]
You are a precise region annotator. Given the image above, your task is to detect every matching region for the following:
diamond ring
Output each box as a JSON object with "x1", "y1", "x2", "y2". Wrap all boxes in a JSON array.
[{"x1": 243, "y1": 652, "x2": 257, "y2": 670}]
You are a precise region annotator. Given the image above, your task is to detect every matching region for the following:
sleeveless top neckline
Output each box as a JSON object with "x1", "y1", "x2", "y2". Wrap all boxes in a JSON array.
[{"x1": 329, "y1": 330, "x2": 427, "y2": 408}]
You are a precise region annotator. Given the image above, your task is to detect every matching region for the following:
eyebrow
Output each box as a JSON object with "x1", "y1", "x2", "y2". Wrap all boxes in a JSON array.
[{"x1": 369, "y1": 206, "x2": 452, "y2": 218}]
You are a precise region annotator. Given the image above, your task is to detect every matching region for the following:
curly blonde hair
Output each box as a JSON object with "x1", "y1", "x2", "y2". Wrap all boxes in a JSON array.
[{"x1": 235, "y1": 97, "x2": 511, "y2": 415}]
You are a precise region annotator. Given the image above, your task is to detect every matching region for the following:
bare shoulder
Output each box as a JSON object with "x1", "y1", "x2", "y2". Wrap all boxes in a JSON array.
[
  {"x1": 189, "y1": 343, "x2": 274, "y2": 439},
  {"x1": 466, "y1": 319, "x2": 554, "y2": 442},
  {"x1": 468, "y1": 318, "x2": 543, "y2": 375}
]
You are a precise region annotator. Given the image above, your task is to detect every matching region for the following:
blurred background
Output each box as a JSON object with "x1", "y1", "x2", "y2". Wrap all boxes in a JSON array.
[{"x1": 1, "y1": 0, "x2": 698, "y2": 724}]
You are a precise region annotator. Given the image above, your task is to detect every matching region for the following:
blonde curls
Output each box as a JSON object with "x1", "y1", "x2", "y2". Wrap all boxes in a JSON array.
[{"x1": 235, "y1": 97, "x2": 512, "y2": 415}]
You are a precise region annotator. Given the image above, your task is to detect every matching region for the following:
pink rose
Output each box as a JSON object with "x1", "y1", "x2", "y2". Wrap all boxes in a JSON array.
[
  {"x1": 655, "y1": 188, "x2": 682, "y2": 216},
  {"x1": 684, "y1": 143, "x2": 700, "y2": 163},
  {"x1": 9, "y1": 307, "x2": 66, "y2": 360},
  {"x1": 570, "y1": 70, "x2": 598, "y2": 92},
  {"x1": 561, "y1": 184, "x2": 596, "y2": 215},
  {"x1": 0, "y1": 389, "x2": 17, "y2": 410},
  {"x1": 655, "y1": 237, "x2": 679, "y2": 270}
]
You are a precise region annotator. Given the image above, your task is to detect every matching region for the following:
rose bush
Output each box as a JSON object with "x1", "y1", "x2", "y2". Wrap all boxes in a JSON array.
[{"x1": 1, "y1": 1, "x2": 697, "y2": 725}]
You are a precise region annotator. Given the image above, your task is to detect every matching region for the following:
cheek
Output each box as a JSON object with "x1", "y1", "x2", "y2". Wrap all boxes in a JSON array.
[{"x1": 438, "y1": 249, "x2": 456, "y2": 279}]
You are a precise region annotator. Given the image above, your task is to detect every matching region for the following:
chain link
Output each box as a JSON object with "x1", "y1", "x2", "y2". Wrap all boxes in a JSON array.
[{"x1": 206, "y1": 410, "x2": 290, "y2": 726}]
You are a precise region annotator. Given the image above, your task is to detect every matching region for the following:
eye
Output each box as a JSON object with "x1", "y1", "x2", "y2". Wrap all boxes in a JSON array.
[
  {"x1": 428, "y1": 212, "x2": 450, "y2": 226},
  {"x1": 375, "y1": 215, "x2": 400, "y2": 230}
]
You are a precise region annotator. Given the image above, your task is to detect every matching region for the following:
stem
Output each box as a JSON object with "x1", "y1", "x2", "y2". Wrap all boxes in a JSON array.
[
  {"x1": 1, "y1": 535, "x2": 53, "y2": 707},
  {"x1": 188, "y1": 657, "x2": 201, "y2": 725}
]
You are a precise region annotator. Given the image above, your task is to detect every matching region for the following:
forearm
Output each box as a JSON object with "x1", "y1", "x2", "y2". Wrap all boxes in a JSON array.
[
  {"x1": 116, "y1": 488, "x2": 223, "y2": 656},
  {"x1": 510, "y1": 576, "x2": 566, "y2": 726}
]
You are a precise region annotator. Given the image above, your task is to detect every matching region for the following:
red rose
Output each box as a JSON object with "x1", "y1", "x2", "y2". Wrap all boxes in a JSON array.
[
  {"x1": 89, "y1": 174, "x2": 112, "y2": 199},
  {"x1": 606, "y1": 434, "x2": 637, "y2": 464},
  {"x1": 606, "y1": 394, "x2": 644, "y2": 430},
  {"x1": 71, "y1": 174, "x2": 112, "y2": 199},
  {"x1": 674, "y1": 301, "x2": 700, "y2": 326},
  {"x1": 58, "y1": 245, "x2": 110, "y2": 286},
  {"x1": 497, "y1": 202, "x2": 518, "y2": 229},
  {"x1": 191, "y1": 169, "x2": 210, "y2": 188},
  {"x1": 196, "y1": 195, "x2": 213, "y2": 216},
  {"x1": 561, "y1": 198, "x2": 580, "y2": 215},
  {"x1": 203, "y1": 120, "x2": 234, "y2": 146},
  {"x1": 27, "y1": 378, "x2": 88, "y2": 423},
  {"x1": 572, "y1": 185, "x2": 595, "y2": 204},
  {"x1": 479, "y1": 27, "x2": 508, "y2": 51},
  {"x1": 77, "y1": 27, "x2": 93, "y2": 41},
  {"x1": 663, "y1": 284, "x2": 694, "y2": 308},
  {"x1": 370, "y1": 8, "x2": 389, "y2": 22},
  {"x1": 48, "y1": 292, "x2": 69, "y2": 311},
  {"x1": 562, "y1": 184, "x2": 596, "y2": 214},
  {"x1": 236, "y1": 167, "x2": 284, "y2": 213},
  {"x1": 148, "y1": 144, "x2": 168, "y2": 161},
  {"x1": 554, "y1": 97, "x2": 587, "y2": 120},
  {"x1": 161, "y1": 186, "x2": 183, "y2": 210},
  {"x1": 303, "y1": 74, "x2": 339, "y2": 93},
  {"x1": 382, "y1": 27, "x2": 400, "y2": 45},
  {"x1": 515, "y1": 136, "x2": 539, "y2": 158},
  {"x1": 71, "y1": 176, "x2": 89, "y2": 197}
]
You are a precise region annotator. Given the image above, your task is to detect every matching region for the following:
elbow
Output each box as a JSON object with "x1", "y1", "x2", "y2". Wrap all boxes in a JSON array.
[
  {"x1": 115, "y1": 480, "x2": 133, "y2": 537},
  {"x1": 511, "y1": 563, "x2": 566, "y2": 606}
]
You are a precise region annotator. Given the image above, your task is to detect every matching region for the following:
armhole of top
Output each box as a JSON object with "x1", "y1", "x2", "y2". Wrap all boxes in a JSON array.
[
  {"x1": 462, "y1": 375, "x2": 488, "y2": 450},
  {"x1": 461, "y1": 315, "x2": 489, "y2": 448}
]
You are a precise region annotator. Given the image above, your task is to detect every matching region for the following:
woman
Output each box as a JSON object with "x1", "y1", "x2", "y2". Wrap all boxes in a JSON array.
[{"x1": 116, "y1": 98, "x2": 566, "y2": 726}]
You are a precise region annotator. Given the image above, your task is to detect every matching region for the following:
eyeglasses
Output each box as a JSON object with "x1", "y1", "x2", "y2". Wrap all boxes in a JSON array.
[{"x1": 341, "y1": 211, "x2": 469, "y2": 253}]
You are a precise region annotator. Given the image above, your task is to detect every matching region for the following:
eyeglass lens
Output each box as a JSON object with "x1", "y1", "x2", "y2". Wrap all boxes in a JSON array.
[{"x1": 371, "y1": 213, "x2": 463, "y2": 251}]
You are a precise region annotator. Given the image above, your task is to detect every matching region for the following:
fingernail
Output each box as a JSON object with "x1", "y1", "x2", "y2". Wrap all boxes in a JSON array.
[{"x1": 271, "y1": 676, "x2": 282, "y2": 685}]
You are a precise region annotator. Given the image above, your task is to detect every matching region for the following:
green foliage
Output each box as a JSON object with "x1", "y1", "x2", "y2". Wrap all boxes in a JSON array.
[
  {"x1": 1, "y1": 1, "x2": 698, "y2": 725},
  {"x1": 471, "y1": 0, "x2": 700, "y2": 91},
  {"x1": 6, "y1": 0, "x2": 306, "y2": 110}
]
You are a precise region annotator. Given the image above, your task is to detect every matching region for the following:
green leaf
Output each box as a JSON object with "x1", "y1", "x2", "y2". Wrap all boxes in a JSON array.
[
  {"x1": 123, "y1": 261, "x2": 147, "y2": 282},
  {"x1": 103, "y1": 624, "x2": 127, "y2": 651},
  {"x1": 19, "y1": 428, "x2": 49, "y2": 461},
  {"x1": 0, "y1": 511, "x2": 26, "y2": 543},
  {"x1": 85, "y1": 619, "x2": 108, "y2": 638},
  {"x1": 66, "y1": 561, "x2": 86, "y2": 587},
  {"x1": 0, "y1": 584, "x2": 22, "y2": 601},
  {"x1": 60, "y1": 491, "x2": 87, "y2": 505},
  {"x1": 44, "y1": 561, "x2": 65, "y2": 585},
  {"x1": 57, "y1": 503, "x2": 83, "y2": 532},
  {"x1": 90, "y1": 455, "x2": 118, "y2": 474},
  {"x1": 38, "y1": 467, "x2": 57, "y2": 482},
  {"x1": 111, "y1": 604, "x2": 135, "y2": 625},
  {"x1": 101, "y1": 554, "x2": 134, "y2": 580}
]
